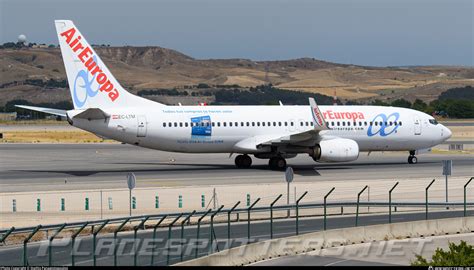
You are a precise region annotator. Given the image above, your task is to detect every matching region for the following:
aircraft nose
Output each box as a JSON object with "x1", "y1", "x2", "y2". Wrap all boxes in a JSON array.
[{"x1": 443, "y1": 125, "x2": 452, "y2": 140}]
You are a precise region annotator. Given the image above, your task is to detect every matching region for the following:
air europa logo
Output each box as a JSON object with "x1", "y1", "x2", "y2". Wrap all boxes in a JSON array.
[
  {"x1": 60, "y1": 27, "x2": 119, "y2": 106},
  {"x1": 323, "y1": 110, "x2": 365, "y2": 121},
  {"x1": 367, "y1": 112, "x2": 400, "y2": 137}
]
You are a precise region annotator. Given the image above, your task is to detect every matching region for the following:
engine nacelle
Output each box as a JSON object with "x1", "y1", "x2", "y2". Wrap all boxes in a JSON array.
[{"x1": 312, "y1": 138, "x2": 359, "y2": 162}]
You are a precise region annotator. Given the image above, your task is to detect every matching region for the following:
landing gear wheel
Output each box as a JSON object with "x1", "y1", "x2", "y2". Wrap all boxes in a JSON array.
[
  {"x1": 269, "y1": 157, "x2": 287, "y2": 170},
  {"x1": 408, "y1": 155, "x2": 418, "y2": 164},
  {"x1": 235, "y1": 154, "x2": 252, "y2": 168}
]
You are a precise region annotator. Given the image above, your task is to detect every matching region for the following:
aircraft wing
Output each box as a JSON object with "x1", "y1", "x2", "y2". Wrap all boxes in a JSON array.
[
  {"x1": 15, "y1": 105, "x2": 67, "y2": 117},
  {"x1": 233, "y1": 98, "x2": 330, "y2": 151},
  {"x1": 259, "y1": 97, "x2": 329, "y2": 146}
]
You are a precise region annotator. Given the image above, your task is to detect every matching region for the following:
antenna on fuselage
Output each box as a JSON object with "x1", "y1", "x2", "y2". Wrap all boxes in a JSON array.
[{"x1": 279, "y1": 100, "x2": 283, "y2": 106}]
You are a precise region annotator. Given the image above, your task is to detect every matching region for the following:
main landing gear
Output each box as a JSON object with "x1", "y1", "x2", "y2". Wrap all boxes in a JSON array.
[
  {"x1": 408, "y1": 150, "x2": 418, "y2": 164},
  {"x1": 269, "y1": 156, "x2": 287, "y2": 170},
  {"x1": 235, "y1": 154, "x2": 252, "y2": 168}
]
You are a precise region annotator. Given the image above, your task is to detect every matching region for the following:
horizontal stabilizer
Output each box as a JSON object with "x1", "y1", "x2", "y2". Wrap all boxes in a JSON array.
[
  {"x1": 73, "y1": 108, "x2": 110, "y2": 120},
  {"x1": 15, "y1": 105, "x2": 67, "y2": 117}
]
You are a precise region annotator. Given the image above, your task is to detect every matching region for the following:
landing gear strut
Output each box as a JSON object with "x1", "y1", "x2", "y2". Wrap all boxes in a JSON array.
[
  {"x1": 269, "y1": 156, "x2": 287, "y2": 170},
  {"x1": 408, "y1": 150, "x2": 418, "y2": 164},
  {"x1": 235, "y1": 154, "x2": 252, "y2": 168}
]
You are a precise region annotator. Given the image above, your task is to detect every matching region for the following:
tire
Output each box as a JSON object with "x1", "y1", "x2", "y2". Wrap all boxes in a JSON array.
[
  {"x1": 235, "y1": 155, "x2": 244, "y2": 168},
  {"x1": 241, "y1": 155, "x2": 252, "y2": 168},
  {"x1": 275, "y1": 157, "x2": 287, "y2": 170},
  {"x1": 408, "y1": 156, "x2": 418, "y2": 164}
]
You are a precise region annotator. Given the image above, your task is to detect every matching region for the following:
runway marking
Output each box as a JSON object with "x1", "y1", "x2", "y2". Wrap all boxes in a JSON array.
[{"x1": 325, "y1": 259, "x2": 350, "y2": 266}]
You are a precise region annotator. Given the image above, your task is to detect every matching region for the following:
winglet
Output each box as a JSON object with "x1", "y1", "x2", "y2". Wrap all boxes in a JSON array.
[{"x1": 309, "y1": 98, "x2": 328, "y2": 130}]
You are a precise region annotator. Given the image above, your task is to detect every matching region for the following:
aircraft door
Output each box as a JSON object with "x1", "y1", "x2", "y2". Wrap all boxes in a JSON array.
[
  {"x1": 414, "y1": 116, "x2": 421, "y2": 135},
  {"x1": 137, "y1": 115, "x2": 147, "y2": 137}
]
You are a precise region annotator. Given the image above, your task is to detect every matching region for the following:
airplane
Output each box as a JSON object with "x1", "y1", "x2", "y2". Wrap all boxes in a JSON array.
[{"x1": 17, "y1": 20, "x2": 452, "y2": 170}]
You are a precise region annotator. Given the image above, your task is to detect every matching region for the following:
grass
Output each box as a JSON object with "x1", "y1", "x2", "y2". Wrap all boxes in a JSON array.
[
  {"x1": 0, "y1": 131, "x2": 117, "y2": 143},
  {"x1": 0, "y1": 119, "x2": 69, "y2": 125}
]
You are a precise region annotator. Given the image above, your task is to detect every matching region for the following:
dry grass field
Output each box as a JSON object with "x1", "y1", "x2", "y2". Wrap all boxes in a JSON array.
[{"x1": 0, "y1": 130, "x2": 116, "y2": 143}]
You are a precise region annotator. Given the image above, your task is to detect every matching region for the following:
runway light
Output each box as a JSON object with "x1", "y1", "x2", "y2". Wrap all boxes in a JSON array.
[
  {"x1": 155, "y1": 196, "x2": 159, "y2": 209},
  {"x1": 61, "y1": 198, "x2": 65, "y2": 211},
  {"x1": 36, "y1": 199, "x2": 41, "y2": 212},
  {"x1": 85, "y1": 198, "x2": 90, "y2": 211},
  {"x1": 178, "y1": 195, "x2": 183, "y2": 208}
]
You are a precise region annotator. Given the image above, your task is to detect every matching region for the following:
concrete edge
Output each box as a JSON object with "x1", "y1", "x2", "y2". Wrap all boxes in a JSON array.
[{"x1": 174, "y1": 216, "x2": 474, "y2": 266}]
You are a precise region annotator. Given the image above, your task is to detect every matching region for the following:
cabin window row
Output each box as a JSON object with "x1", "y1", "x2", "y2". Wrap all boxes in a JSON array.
[
  {"x1": 162, "y1": 121, "x2": 315, "y2": 128},
  {"x1": 328, "y1": 121, "x2": 402, "y2": 127}
]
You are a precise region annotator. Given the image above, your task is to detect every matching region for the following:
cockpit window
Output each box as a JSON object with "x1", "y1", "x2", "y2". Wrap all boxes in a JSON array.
[{"x1": 429, "y1": 119, "x2": 438, "y2": 125}]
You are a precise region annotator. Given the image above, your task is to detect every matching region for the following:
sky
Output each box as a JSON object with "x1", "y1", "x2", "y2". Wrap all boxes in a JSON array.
[{"x1": 0, "y1": 0, "x2": 472, "y2": 66}]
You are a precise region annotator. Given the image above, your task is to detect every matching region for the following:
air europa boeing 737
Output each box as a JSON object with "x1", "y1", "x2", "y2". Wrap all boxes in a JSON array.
[{"x1": 17, "y1": 20, "x2": 452, "y2": 170}]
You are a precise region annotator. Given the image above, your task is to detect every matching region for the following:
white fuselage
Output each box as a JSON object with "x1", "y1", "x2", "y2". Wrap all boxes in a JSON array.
[{"x1": 69, "y1": 105, "x2": 451, "y2": 155}]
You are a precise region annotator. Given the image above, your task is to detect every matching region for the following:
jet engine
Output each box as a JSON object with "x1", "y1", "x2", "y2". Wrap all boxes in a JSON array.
[{"x1": 311, "y1": 138, "x2": 359, "y2": 162}]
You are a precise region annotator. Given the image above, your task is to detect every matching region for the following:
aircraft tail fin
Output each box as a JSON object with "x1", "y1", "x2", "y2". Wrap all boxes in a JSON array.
[{"x1": 54, "y1": 20, "x2": 159, "y2": 109}]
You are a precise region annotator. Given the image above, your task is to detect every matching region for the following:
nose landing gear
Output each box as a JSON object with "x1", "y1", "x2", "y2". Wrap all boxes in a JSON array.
[
  {"x1": 235, "y1": 154, "x2": 252, "y2": 168},
  {"x1": 408, "y1": 150, "x2": 418, "y2": 164}
]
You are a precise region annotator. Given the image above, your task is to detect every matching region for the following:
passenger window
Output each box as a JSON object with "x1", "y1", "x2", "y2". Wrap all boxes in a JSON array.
[
  {"x1": 163, "y1": 123, "x2": 166, "y2": 127},
  {"x1": 224, "y1": 122, "x2": 227, "y2": 127},
  {"x1": 212, "y1": 122, "x2": 215, "y2": 127},
  {"x1": 257, "y1": 122, "x2": 260, "y2": 127},
  {"x1": 246, "y1": 122, "x2": 250, "y2": 126},
  {"x1": 179, "y1": 122, "x2": 183, "y2": 127},
  {"x1": 235, "y1": 122, "x2": 238, "y2": 126},
  {"x1": 379, "y1": 121, "x2": 383, "y2": 126},
  {"x1": 300, "y1": 122, "x2": 304, "y2": 126},
  {"x1": 310, "y1": 122, "x2": 314, "y2": 126},
  {"x1": 290, "y1": 122, "x2": 294, "y2": 126},
  {"x1": 168, "y1": 122, "x2": 172, "y2": 127},
  {"x1": 399, "y1": 121, "x2": 402, "y2": 126},
  {"x1": 217, "y1": 122, "x2": 221, "y2": 127},
  {"x1": 375, "y1": 122, "x2": 378, "y2": 126},
  {"x1": 278, "y1": 122, "x2": 282, "y2": 126},
  {"x1": 229, "y1": 122, "x2": 233, "y2": 127},
  {"x1": 273, "y1": 122, "x2": 277, "y2": 126},
  {"x1": 342, "y1": 122, "x2": 345, "y2": 126},
  {"x1": 241, "y1": 122, "x2": 244, "y2": 126},
  {"x1": 185, "y1": 122, "x2": 189, "y2": 127},
  {"x1": 252, "y1": 122, "x2": 255, "y2": 126},
  {"x1": 262, "y1": 122, "x2": 265, "y2": 126},
  {"x1": 284, "y1": 122, "x2": 288, "y2": 126}
]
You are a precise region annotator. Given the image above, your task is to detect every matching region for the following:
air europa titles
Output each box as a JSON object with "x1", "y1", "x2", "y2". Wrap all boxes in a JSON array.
[
  {"x1": 60, "y1": 28, "x2": 119, "y2": 102},
  {"x1": 323, "y1": 110, "x2": 365, "y2": 121}
]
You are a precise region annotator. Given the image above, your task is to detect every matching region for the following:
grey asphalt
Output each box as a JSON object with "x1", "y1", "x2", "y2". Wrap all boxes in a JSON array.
[
  {"x1": 252, "y1": 255, "x2": 394, "y2": 266},
  {"x1": 0, "y1": 144, "x2": 473, "y2": 192},
  {"x1": 0, "y1": 210, "x2": 471, "y2": 266}
]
